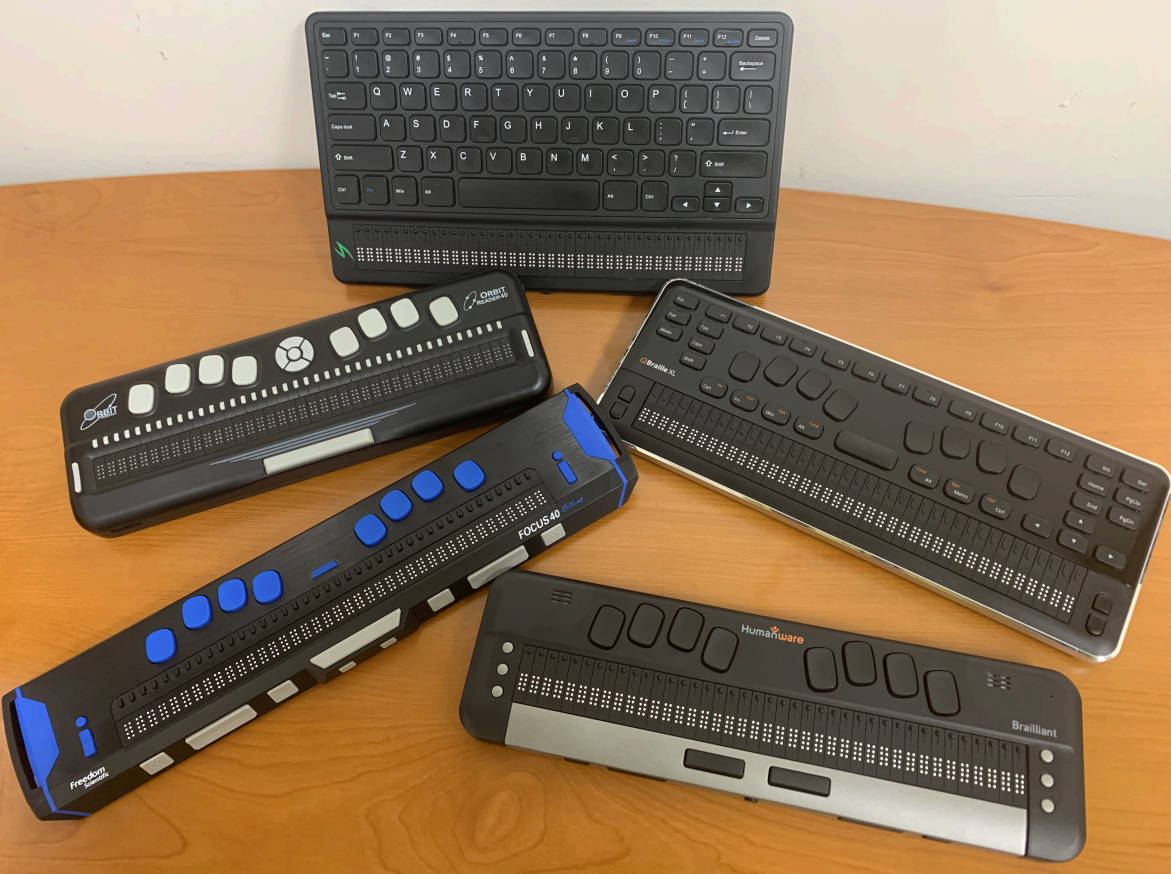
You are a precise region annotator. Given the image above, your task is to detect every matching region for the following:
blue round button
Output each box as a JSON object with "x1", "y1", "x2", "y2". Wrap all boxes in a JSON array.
[
  {"x1": 411, "y1": 470, "x2": 444, "y2": 502},
  {"x1": 182, "y1": 595, "x2": 212, "y2": 629},
  {"x1": 354, "y1": 513, "x2": 388, "y2": 547},
  {"x1": 553, "y1": 451, "x2": 563, "y2": 461},
  {"x1": 453, "y1": 459, "x2": 486, "y2": 491},
  {"x1": 252, "y1": 570, "x2": 283, "y2": 604},
  {"x1": 145, "y1": 628, "x2": 177, "y2": 664},
  {"x1": 75, "y1": 716, "x2": 87, "y2": 728},
  {"x1": 218, "y1": 578, "x2": 247, "y2": 613},
  {"x1": 380, "y1": 489, "x2": 413, "y2": 522}
]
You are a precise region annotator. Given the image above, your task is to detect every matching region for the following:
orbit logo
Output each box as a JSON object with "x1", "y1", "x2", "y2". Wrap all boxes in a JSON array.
[
  {"x1": 80, "y1": 393, "x2": 117, "y2": 430},
  {"x1": 463, "y1": 285, "x2": 510, "y2": 310}
]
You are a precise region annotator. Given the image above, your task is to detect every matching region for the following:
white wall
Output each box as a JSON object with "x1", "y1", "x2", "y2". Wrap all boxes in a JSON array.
[{"x1": 2, "y1": 0, "x2": 1168, "y2": 238}]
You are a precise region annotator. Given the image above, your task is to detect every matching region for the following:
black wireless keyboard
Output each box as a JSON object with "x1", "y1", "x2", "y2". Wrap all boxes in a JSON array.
[
  {"x1": 603, "y1": 279, "x2": 1169, "y2": 661},
  {"x1": 304, "y1": 12, "x2": 793, "y2": 294},
  {"x1": 62, "y1": 271, "x2": 549, "y2": 536},
  {"x1": 8, "y1": 387, "x2": 637, "y2": 819},
  {"x1": 461, "y1": 572, "x2": 1085, "y2": 861}
]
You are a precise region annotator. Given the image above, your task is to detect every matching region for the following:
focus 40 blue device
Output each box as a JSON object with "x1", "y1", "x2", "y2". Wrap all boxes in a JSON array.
[{"x1": 5, "y1": 385, "x2": 636, "y2": 819}]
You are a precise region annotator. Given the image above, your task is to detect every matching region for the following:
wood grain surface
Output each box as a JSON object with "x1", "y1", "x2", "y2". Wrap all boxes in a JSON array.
[{"x1": 1, "y1": 171, "x2": 1169, "y2": 873}]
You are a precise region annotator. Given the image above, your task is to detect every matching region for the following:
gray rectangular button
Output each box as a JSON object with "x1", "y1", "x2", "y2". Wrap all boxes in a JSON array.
[
  {"x1": 769, "y1": 766, "x2": 831, "y2": 796},
  {"x1": 468, "y1": 544, "x2": 529, "y2": 589},
  {"x1": 310, "y1": 608, "x2": 401, "y2": 668},
  {"x1": 264, "y1": 428, "x2": 374, "y2": 474},
  {"x1": 185, "y1": 705, "x2": 257, "y2": 750}
]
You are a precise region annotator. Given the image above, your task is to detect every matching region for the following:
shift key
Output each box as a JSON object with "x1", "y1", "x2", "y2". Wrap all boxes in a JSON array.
[
  {"x1": 330, "y1": 145, "x2": 394, "y2": 171},
  {"x1": 328, "y1": 114, "x2": 376, "y2": 140},
  {"x1": 700, "y1": 150, "x2": 767, "y2": 177}
]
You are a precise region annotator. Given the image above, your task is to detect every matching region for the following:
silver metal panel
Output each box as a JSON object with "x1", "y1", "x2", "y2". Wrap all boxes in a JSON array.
[
  {"x1": 185, "y1": 704, "x2": 257, "y2": 751},
  {"x1": 468, "y1": 544, "x2": 529, "y2": 589},
  {"x1": 309, "y1": 608, "x2": 401, "y2": 668},
  {"x1": 263, "y1": 427, "x2": 374, "y2": 475},
  {"x1": 504, "y1": 704, "x2": 1027, "y2": 856}
]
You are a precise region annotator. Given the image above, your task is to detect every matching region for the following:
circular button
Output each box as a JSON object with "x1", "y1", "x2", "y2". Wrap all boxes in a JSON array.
[
  {"x1": 76, "y1": 716, "x2": 88, "y2": 728},
  {"x1": 252, "y1": 570, "x2": 283, "y2": 604},
  {"x1": 1040, "y1": 773, "x2": 1054, "y2": 788},
  {"x1": 491, "y1": 686, "x2": 503, "y2": 698},
  {"x1": 276, "y1": 336, "x2": 314, "y2": 373},
  {"x1": 497, "y1": 663, "x2": 508, "y2": 675},
  {"x1": 145, "y1": 628, "x2": 177, "y2": 664},
  {"x1": 502, "y1": 641, "x2": 514, "y2": 654},
  {"x1": 1041, "y1": 799, "x2": 1055, "y2": 814},
  {"x1": 1040, "y1": 749, "x2": 1054, "y2": 764}
]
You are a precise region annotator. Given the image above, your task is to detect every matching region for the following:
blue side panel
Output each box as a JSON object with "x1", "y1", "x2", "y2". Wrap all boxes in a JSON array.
[
  {"x1": 14, "y1": 688, "x2": 88, "y2": 817},
  {"x1": 562, "y1": 390, "x2": 617, "y2": 461}
]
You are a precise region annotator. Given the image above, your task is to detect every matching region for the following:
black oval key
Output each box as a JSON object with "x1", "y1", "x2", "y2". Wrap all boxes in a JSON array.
[
  {"x1": 728, "y1": 351, "x2": 760, "y2": 382},
  {"x1": 904, "y1": 421, "x2": 933, "y2": 455},
  {"x1": 941, "y1": 425, "x2": 971, "y2": 459},
  {"x1": 763, "y1": 355, "x2": 797, "y2": 386},
  {"x1": 1008, "y1": 464, "x2": 1042, "y2": 500},
  {"x1": 823, "y1": 389, "x2": 858, "y2": 422},
  {"x1": 796, "y1": 368, "x2": 831, "y2": 400},
  {"x1": 835, "y1": 431, "x2": 897, "y2": 471}
]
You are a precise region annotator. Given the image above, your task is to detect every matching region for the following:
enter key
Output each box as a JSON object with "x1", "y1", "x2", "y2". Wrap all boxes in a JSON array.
[{"x1": 718, "y1": 119, "x2": 770, "y2": 146}]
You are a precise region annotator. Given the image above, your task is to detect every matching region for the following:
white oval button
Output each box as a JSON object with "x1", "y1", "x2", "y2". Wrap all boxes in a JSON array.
[
  {"x1": 232, "y1": 355, "x2": 258, "y2": 386},
  {"x1": 127, "y1": 383, "x2": 156, "y2": 415},
  {"x1": 164, "y1": 363, "x2": 192, "y2": 394},
  {"x1": 329, "y1": 327, "x2": 360, "y2": 358},
  {"x1": 358, "y1": 308, "x2": 389, "y2": 338},
  {"x1": 198, "y1": 354, "x2": 225, "y2": 385},
  {"x1": 389, "y1": 298, "x2": 420, "y2": 329},
  {"x1": 428, "y1": 296, "x2": 459, "y2": 327}
]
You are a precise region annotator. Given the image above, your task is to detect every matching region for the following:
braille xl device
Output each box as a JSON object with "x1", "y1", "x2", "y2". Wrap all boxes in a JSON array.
[
  {"x1": 602, "y1": 278, "x2": 1169, "y2": 660},
  {"x1": 7, "y1": 386, "x2": 637, "y2": 819},
  {"x1": 306, "y1": 12, "x2": 793, "y2": 293},
  {"x1": 61, "y1": 270, "x2": 549, "y2": 536},
  {"x1": 460, "y1": 572, "x2": 1085, "y2": 861}
]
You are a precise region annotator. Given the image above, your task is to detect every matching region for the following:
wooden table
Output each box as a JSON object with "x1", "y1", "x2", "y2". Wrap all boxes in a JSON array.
[{"x1": 1, "y1": 171, "x2": 1169, "y2": 873}]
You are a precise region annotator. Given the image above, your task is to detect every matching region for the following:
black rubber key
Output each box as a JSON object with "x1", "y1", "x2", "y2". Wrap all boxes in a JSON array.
[
  {"x1": 763, "y1": 355, "x2": 798, "y2": 386},
  {"x1": 728, "y1": 351, "x2": 760, "y2": 382},
  {"x1": 823, "y1": 390, "x2": 858, "y2": 422},
  {"x1": 941, "y1": 425, "x2": 971, "y2": 459},
  {"x1": 1008, "y1": 465, "x2": 1042, "y2": 500},
  {"x1": 904, "y1": 421, "x2": 933, "y2": 454},
  {"x1": 459, "y1": 178, "x2": 599, "y2": 209},
  {"x1": 835, "y1": 431, "x2": 897, "y2": 471},
  {"x1": 977, "y1": 441, "x2": 1007, "y2": 474},
  {"x1": 796, "y1": 368, "x2": 831, "y2": 400}
]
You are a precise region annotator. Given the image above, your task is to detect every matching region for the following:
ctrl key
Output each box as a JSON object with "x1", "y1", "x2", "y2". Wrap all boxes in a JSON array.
[
  {"x1": 700, "y1": 376, "x2": 728, "y2": 398},
  {"x1": 333, "y1": 175, "x2": 360, "y2": 204}
]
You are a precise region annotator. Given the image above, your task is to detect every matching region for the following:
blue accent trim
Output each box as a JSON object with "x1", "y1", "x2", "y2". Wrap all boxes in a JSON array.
[
  {"x1": 557, "y1": 460, "x2": 578, "y2": 484},
  {"x1": 78, "y1": 729, "x2": 96, "y2": 758},
  {"x1": 311, "y1": 561, "x2": 338, "y2": 579},
  {"x1": 252, "y1": 570, "x2": 283, "y2": 604},
  {"x1": 14, "y1": 688, "x2": 88, "y2": 817},
  {"x1": 75, "y1": 716, "x2": 87, "y2": 729},
  {"x1": 562, "y1": 389, "x2": 629, "y2": 506}
]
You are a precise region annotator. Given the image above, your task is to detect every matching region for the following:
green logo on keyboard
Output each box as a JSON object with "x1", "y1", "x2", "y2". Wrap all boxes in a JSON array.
[{"x1": 334, "y1": 241, "x2": 353, "y2": 260}]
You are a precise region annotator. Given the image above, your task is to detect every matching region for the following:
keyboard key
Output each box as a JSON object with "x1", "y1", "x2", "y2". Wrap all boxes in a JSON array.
[
  {"x1": 697, "y1": 52, "x2": 726, "y2": 80},
  {"x1": 718, "y1": 119, "x2": 770, "y2": 146},
  {"x1": 940, "y1": 425, "x2": 970, "y2": 459},
  {"x1": 711, "y1": 86, "x2": 740, "y2": 113},
  {"x1": 381, "y1": 28, "x2": 409, "y2": 45},
  {"x1": 1093, "y1": 593, "x2": 1113, "y2": 615},
  {"x1": 1064, "y1": 510, "x2": 1095, "y2": 534},
  {"x1": 325, "y1": 83, "x2": 366, "y2": 110},
  {"x1": 665, "y1": 307, "x2": 691, "y2": 326},
  {"x1": 460, "y1": 179, "x2": 600, "y2": 210},
  {"x1": 579, "y1": 28, "x2": 608, "y2": 46},
  {"x1": 912, "y1": 385, "x2": 941, "y2": 407},
  {"x1": 948, "y1": 399, "x2": 976, "y2": 421},
  {"x1": 713, "y1": 29, "x2": 743, "y2": 47},
  {"x1": 318, "y1": 27, "x2": 346, "y2": 46},
  {"x1": 1078, "y1": 472, "x2": 1108, "y2": 496},
  {"x1": 731, "y1": 389, "x2": 759, "y2": 412},
  {"x1": 352, "y1": 50, "x2": 378, "y2": 78},
  {"x1": 672, "y1": 196, "x2": 699, "y2": 211},
  {"x1": 679, "y1": 29, "x2": 709, "y2": 46},
  {"x1": 980, "y1": 412, "x2": 1009, "y2": 435},
  {"x1": 333, "y1": 175, "x2": 360, "y2": 204},
  {"x1": 414, "y1": 28, "x2": 441, "y2": 45},
  {"x1": 944, "y1": 479, "x2": 975, "y2": 504},
  {"x1": 793, "y1": 417, "x2": 823, "y2": 439},
  {"x1": 688, "y1": 336, "x2": 713, "y2": 354},
  {"x1": 731, "y1": 52, "x2": 776, "y2": 80},
  {"x1": 908, "y1": 464, "x2": 939, "y2": 488},
  {"x1": 657, "y1": 323, "x2": 682, "y2": 341},
  {"x1": 823, "y1": 351, "x2": 849, "y2": 371},
  {"x1": 851, "y1": 362, "x2": 879, "y2": 383},
  {"x1": 1114, "y1": 487, "x2": 1145, "y2": 512},
  {"x1": 447, "y1": 28, "x2": 475, "y2": 45},
  {"x1": 1012, "y1": 425, "x2": 1043, "y2": 449},
  {"x1": 834, "y1": 431, "x2": 897, "y2": 471},
  {"x1": 699, "y1": 376, "x2": 727, "y2": 398},
  {"x1": 728, "y1": 351, "x2": 760, "y2": 382},
  {"x1": 602, "y1": 180, "x2": 637, "y2": 210},
  {"x1": 1108, "y1": 505, "x2": 1139, "y2": 530},
  {"x1": 645, "y1": 29, "x2": 675, "y2": 46},
  {"x1": 1021, "y1": 514, "x2": 1052, "y2": 538},
  {"x1": 904, "y1": 421, "x2": 933, "y2": 455},
  {"x1": 744, "y1": 85, "x2": 773, "y2": 114},
  {"x1": 980, "y1": 494, "x2": 1011, "y2": 520},
  {"x1": 796, "y1": 368, "x2": 831, "y2": 400},
  {"x1": 512, "y1": 28, "x2": 540, "y2": 45},
  {"x1": 763, "y1": 355, "x2": 797, "y2": 386},
  {"x1": 882, "y1": 373, "x2": 910, "y2": 395},
  {"x1": 479, "y1": 28, "x2": 507, "y2": 45},
  {"x1": 749, "y1": 29, "x2": 779, "y2": 47},
  {"x1": 665, "y1": 51, "x2": 694, "y2": 79},
  {"x1": 321, "y1": 50, "x2": 349, "y2": 77},
  {"x1": 1085, "y1": 454, "x2": 1117, "y2": 477},
  {"x1": 1008, "y1": 465, "x2": 1042, "y2": 500},
  {"x1": 633, "y1": 51, "x2": 661, "y2": 79},
  {"x1": 1058, "y1": 529, "x2": 1090, "y2": 554},
  {"x1": 679, "y1": 350, "x2": 705, "y2": 371},
  {"x1": 546, "y1": 28, "x2": 574, "y2": 46},
  {"x1": 328, "y1": 114, "x2": 375, "y2": 140},
  {"x1": 762, "y1": 403, "x2": 791, "y2": 425},
  {"x1": 1071, "y1": 490, "x2": 1103, "y2": 515},
  {"x1": 612, "y1": 29, "x2": 640, "y2": 46},
  {"x1": 420, "y1": 177, "x2": 454, "y2": 206},
  {"x1": 1095, "y1": 545, "x2": 1126, "y2": 570},
  {"x1": 761, "y1": 326, "x2": 786, "y2": 345},
  {"x1": 703, "y1": 197, "x2": 731, "y2": 213},
  {"x1": 976, "y1": 440, "x2": 1007, "y2": 474},
  {"x1": 705, "y1": 304, "x2": 731, "y2": 323},
  {"x1": 1121, "y1": 468, "x2": 1152, "y2": 492},
  {"x1": 732, "y1": 315, "x2": 759, "y2": 334},
  {"x1": 697, "y1": 320, "x2": 723, "y2": 338},
  {"x1": 1046, "y1": 438, "x2": 1075, "y2": 462},
  {"x1": 789, "y1": 337, "x2": 815, "y2": 357},
  {"x1": 1086, "y1": 613, "x2": 1106, "y2": 636}
]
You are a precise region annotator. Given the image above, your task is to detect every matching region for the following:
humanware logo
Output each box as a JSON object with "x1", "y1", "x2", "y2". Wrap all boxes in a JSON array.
[{"x1": 742, "y1": 624, "x2": 804, "y2": 644}]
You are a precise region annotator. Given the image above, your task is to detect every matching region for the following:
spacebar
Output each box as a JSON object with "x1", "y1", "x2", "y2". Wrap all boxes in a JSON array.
[{"x1": 459, "y1": 179, "x2": 599, "y2": 210}]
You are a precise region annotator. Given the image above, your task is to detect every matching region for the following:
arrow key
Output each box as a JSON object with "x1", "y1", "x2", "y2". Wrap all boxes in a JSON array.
[
  {"x1": 704, "y1": 182, "x2": 732, "y2": 197},
  {"x1": 703, "y1": 197, "x2": 731, "y2": 212}
]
